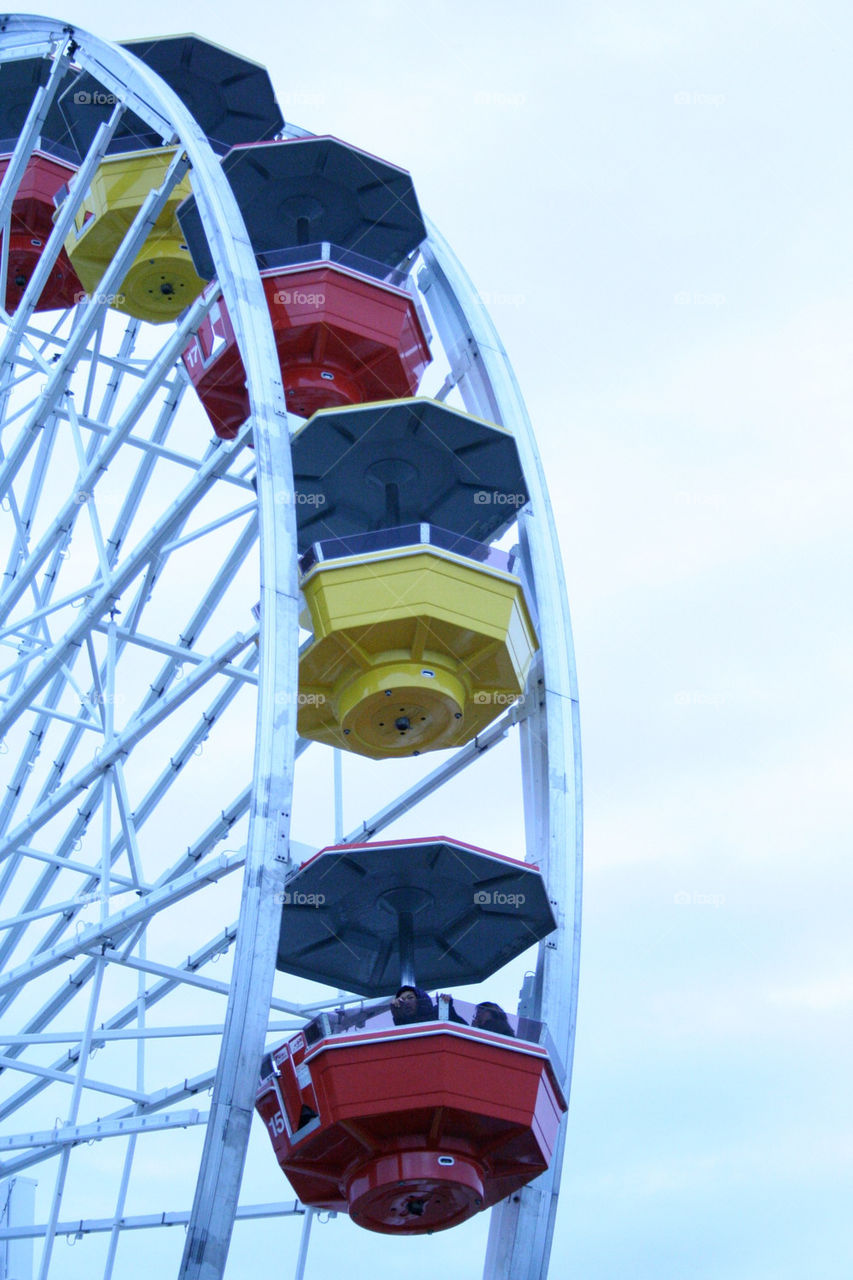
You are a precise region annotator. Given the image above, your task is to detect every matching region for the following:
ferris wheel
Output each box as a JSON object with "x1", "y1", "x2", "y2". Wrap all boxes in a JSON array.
[{"x1": 0, "y1": 15, "x2": 582, "y2": 1280}]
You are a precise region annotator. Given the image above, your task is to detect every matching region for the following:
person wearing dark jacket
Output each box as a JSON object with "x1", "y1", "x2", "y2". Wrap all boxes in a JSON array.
[
  {"x1": 391, "y1": 985, "x2": 436, "y2": 1025},
  {"x1": 391, "y1": 986, "x2": 470, "y2": 1026},
  {"x1": 472, "y1": 1001, "x2": 515, "y2": 1037}
]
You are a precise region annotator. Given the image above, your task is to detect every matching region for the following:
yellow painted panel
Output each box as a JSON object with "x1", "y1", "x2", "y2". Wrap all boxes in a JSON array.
[
  {"x1": 64, "y1": 148, "x2": 205, "y2": 324},
  {"x1": 297, "y1": 548, "x2": 539, "y2": 758},
  {"x1": 302, "y1": 552, "x2": 526, "y2": 641}
]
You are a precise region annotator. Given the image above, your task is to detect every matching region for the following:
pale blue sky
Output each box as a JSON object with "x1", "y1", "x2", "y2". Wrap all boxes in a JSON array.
[{"x1": 11, "y1": 2, "x2": 853, "y2": 1276}]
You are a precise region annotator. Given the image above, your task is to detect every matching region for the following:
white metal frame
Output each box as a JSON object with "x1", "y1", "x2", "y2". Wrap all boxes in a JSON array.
[
  {"x1": 0, "y1": 16, "x2": 298, "y2": 1280},
  {"x1": 0, "y1": 16, "x2": 581, "y2": 1280},
  {"x1": 419, "y1": 226, "x2": 583, "y2": 1280}
]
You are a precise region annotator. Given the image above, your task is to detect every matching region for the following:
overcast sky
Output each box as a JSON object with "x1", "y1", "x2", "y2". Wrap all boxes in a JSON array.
[{"x1": 12, "y1": 2, "x2": 853, "y2": 1277}]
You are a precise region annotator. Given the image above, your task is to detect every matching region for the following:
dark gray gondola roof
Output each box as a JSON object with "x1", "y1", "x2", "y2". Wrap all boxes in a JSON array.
[
  {"x1": 275, "y1": 837, "x2": 556, "y2": 997},
  {"x1": 57, "y1": 33, "x2": 283, "y2": 159},
  {"x1": 0, "y1": 57, "x2": 81, "y2": 164},
  {"x1": 291, "y1": 397, "x2": 529, "y2": 552},
  {"x1": 177, "y1": 136, "x2": 426, "y2": 281}
]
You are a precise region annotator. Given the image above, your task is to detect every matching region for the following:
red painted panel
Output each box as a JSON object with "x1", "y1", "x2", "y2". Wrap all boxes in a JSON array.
[
  {"x1": 0, "y1": 153, "x2": 82, "y2": 312},
  {"x1": 310, "y1": 1034, "x2": 547, "y2": 1128},
  {"x1": 255, "y1": 1027, "x2": 566, "y2": 1234},
  {"x1": 182, "y1": 264, "x2": 431, "y2": 439}
]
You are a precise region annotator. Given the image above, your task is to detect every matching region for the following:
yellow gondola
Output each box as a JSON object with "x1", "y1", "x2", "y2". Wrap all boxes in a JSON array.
[
  {"x1": 63, "y1": 147, "x2": 206, "y2": 323},
  {"x1": 298, "y1": 535, "x2": 538, "y2": 758}
]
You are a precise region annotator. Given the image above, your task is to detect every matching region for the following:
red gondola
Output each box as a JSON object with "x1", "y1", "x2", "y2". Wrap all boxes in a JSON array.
[
  {"x1": 258, "y1": 839, "x2": 566, "y2": 1233},
  {"x1": 257, "y1": 1006, "x2": 566, "y2": 1235},
  {"x1": 177, "y1": 136, "x2": 430, "y2": 435},
  {"x1": 182, "y1": 263, "x2": 431, "y2": 437},
  {"x1": 0, "y1": 152, "x2": 82, "y2": 313}
]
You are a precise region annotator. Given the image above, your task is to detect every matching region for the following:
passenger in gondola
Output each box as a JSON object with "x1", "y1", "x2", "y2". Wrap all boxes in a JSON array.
[
  {"x1": 391, "y1": 986, "x2": 469, "y2": 1025},
  {"x1": 472, "y1": 1001, "x2": 515, "y2": 1037},
  {"x1": 391, "y1": 985, "x2": 436, "y2": 1025},
  {"x1": 437, "y1": 992, "x2": 468, "y2": 1024}
]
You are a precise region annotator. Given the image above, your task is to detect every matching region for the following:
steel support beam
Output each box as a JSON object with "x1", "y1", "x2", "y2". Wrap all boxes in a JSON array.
[
  {"x1": 0, "y1": 1201, "x2": 302, "y2": 1242},
  {"x1": 421, "y1": 224, "x2": 582, "y2": 1280},
  {"x1": 0, "y1": 631, "x2": 255, "y2": 863},
  {"x1": 0, "y1": 851, "x2": 245, "y2": 998},
  {"x1": 0, "y1": 1109, "x2": 208, "y2": 1155}
]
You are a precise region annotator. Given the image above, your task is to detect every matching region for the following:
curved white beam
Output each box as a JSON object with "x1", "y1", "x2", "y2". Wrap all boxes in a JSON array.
[{"x1": 421, "y1": 222, "x2": 583, "y2": 1280}]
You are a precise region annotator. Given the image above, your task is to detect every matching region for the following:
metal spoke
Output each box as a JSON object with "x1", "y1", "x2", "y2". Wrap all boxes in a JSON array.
[
  {"x1": 0, "y1": 424, "x2": 252, "y2": 738},
  {"x1": 0, "y1": 1109, "x2": 209, "y2": 1158},
  {"x1": 0, "y1": 1202, "x2": 302, "y2": 1243},
  {"x1": 0, "y1": 850, "x2": 245, "y2": 999}
]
